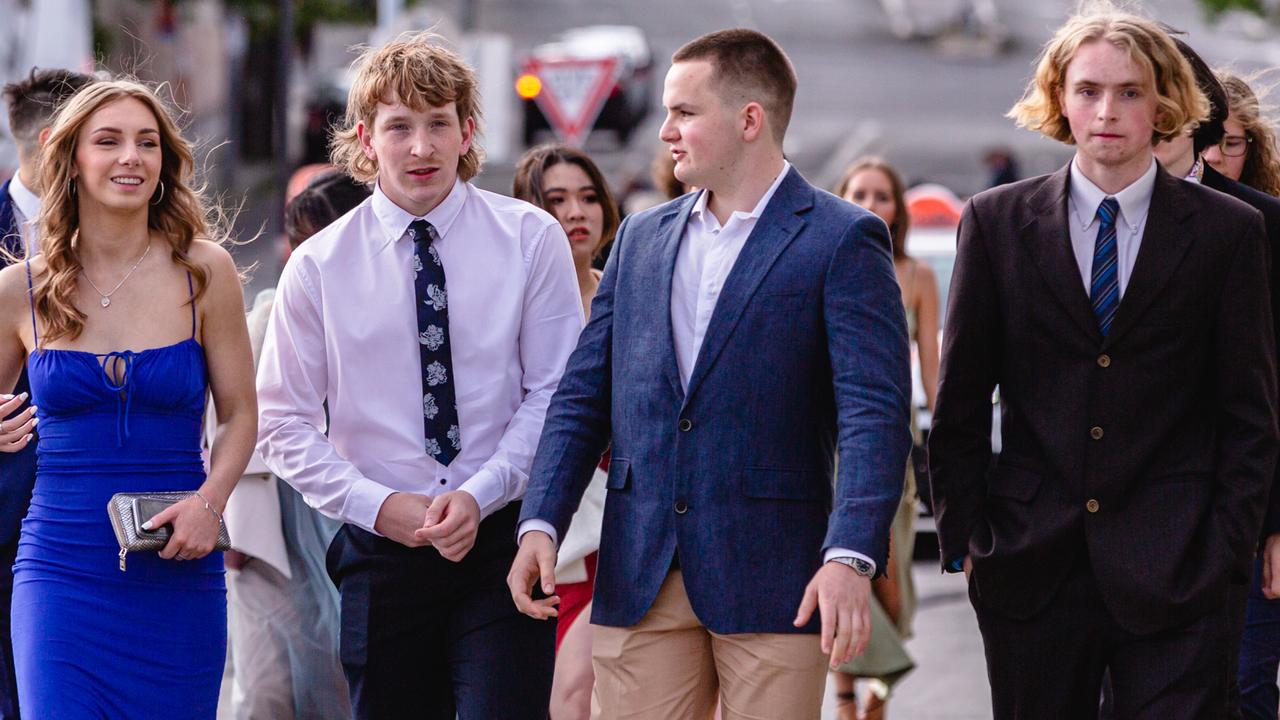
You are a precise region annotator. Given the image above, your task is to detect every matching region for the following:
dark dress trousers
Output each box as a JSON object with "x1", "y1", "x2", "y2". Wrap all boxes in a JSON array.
[
  {"x1": 929, "y1": 163, "x2": 1279, "y2": 719},
  {"x1": 0, "y1": 179, "x2": 32, "y2": 720}
]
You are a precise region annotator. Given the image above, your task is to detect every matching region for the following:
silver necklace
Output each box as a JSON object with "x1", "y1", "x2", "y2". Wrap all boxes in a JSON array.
[{"x1": 83, "y1": 242, "x2": 152, "y2": 308}]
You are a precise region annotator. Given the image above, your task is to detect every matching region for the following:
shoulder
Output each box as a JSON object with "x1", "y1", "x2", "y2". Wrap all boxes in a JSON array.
[
  {"x1": 466, "y1": 184, "x2": 565, "y2": 260},
  {"x1": 968, "y1": 173, "x2": 1054, "y2": 214},
  {"x1": 0, "y1": 257, "x2": 35, "y2": 327},
  {"x1": 1207, "y1": 175, "x2": 1280, "y2": 227},
  {"x1": 188, "y1": 239, "x2": 237, "y2": 275},
  {"x1": 1177, "y1": 179, "x2": 1263, "y2": 227}
]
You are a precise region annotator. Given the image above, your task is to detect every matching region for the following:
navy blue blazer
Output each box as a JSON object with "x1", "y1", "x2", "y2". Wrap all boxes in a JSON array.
[
  {"x1": 520, "y1": 167, "x2": 913, "y2": 634},
  {"x1": 0, "y1": 179, "x2": 36, "y2": 546}
]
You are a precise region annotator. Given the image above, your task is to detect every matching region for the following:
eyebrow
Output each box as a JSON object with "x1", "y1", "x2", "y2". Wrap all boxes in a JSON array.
[
  {"x1": 543, "y1": 185, "x2": 596, "y2": 194},
  {"x1": 91, "y1": 126, "x2": 160, "y2": 135}
]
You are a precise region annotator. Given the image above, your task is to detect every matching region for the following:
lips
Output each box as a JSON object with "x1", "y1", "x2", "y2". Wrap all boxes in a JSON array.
[
  {"x1": 567, "y1": 227, "x2": 591, "y2": 241},
  {"x1": 408, "y1": 167, "x2": 438, "y2": 179},
  {"x1": 111, "y1": 176, "x2": 144, "y2": 186}
]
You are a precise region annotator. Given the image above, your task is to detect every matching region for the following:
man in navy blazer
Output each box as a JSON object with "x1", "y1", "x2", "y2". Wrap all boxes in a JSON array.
[
  {"x1": 0, "y1": 67, "x2": 92, "y2": 720},
  {"x1": 508, "y1": 28, "x2": 911, "y2": 718}
]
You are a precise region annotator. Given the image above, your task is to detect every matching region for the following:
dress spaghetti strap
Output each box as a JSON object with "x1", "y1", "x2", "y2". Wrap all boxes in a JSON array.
[
  {"x1": 25, "y1": 260, "x2": 37, "y2": 345},
  {"x1": 186, "y1": 272, "x2": 195, "y2": 339}
]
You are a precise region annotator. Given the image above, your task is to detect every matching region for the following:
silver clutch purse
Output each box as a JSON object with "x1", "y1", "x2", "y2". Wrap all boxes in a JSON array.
[{"x1": 107, "y1": 491, "x2": 231, "y2": 571}]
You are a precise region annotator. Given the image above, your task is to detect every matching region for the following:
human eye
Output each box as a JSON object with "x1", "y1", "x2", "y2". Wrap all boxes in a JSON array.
[{"x1": 583, "y1": 192, "x2": 599, "y2": 204}]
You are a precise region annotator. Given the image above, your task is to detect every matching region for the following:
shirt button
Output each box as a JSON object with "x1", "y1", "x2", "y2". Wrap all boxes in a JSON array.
[
  {"x1": 675, "y1": 500, "x2": 689, "y2": 514},
  {"x1": 1086, "y1": 499, "x2": 1100, "y2": 513},
  {"x1": 678, "y1": 418, "x2": 693, "y2": 432},
  {"x1": 1090, "y1": 426, "x2": 1104, "y2": 440},
  {"x1": 1097, "y1": 354, "x2": 1111, "y2": 368},
  {"x1": 440, "y1": 479, "x2": 447, "y2": 485}
]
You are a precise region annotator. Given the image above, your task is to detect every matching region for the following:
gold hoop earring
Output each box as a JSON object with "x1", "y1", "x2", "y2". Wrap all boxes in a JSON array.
[{"x1": 151, "y1": 180, "x2": 165, "y2": 206}]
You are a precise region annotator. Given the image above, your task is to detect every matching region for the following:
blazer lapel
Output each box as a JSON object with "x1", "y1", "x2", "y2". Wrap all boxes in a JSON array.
[
  {"x1": 1102, "y1": 168, "x2": 1195, "y2": 346},
  {"x1": 1024, "y1": 166, "x2": 1103, "y2": 344},
  {"x1": 654, "y1": 196, "x2": 695, "y2": 401},
  {"x1": 682, "y1": 168, "x2": 810, "y2": 405}
]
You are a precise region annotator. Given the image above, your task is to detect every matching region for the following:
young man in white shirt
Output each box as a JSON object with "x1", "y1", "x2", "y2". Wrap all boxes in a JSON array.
[{"x1": 256, "y1": 33, "x2": 582, "y2": 719}]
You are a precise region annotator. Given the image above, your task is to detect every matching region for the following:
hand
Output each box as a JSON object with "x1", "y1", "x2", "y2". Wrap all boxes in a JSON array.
[
  {"x1": 1263, "y1": 534, "x2": 1280, "y2": 600},
  {"x1": 963, "y1": 555, "x2": 973, "y2": 583},
  {"x1": 507, "y1": 530, "x2": 560, "y2": 620},
  {"x1": 147, "y1": 496, "x2": 222, "y2": 561},
  {"x1": 415, "y1": 491, "x2": 481, "y2": 562},
  {"x1": 794, "y1": 561, "x2": 872, "y2": 669},
  {"x1": 373, "y1": 492, "x2": 434, "y2": 548},
  {"x1": 0, "y1": 393, "x2": 36, "y2": 453},
  {"x1": 225, "y1": 549, "x2": 251, "y2": 571}
]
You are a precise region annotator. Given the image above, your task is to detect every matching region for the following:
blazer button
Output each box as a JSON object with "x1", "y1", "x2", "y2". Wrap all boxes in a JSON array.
[
  {"x1": 678, "y1": 418, "x2": 693, "y2": 432},
  {"x1": 675, "y1": 500, "x2": 689, "y2": 514},
  {"x1": 1097, "y1": 354, "x2": 1111, "y2": 368},
  {"x1": 1086, "y1": 499, "x2": 1100, "y2": 513},
  {"x1": 1090, "y1": 426, "x2": 1104, "y2": 440}
]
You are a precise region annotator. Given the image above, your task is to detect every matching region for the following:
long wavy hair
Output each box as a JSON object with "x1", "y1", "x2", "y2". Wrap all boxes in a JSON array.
[
  {"x1": 1217, "y1": 70, "x2": 1280, "y2": 198},
  {"x1": 33, "y1": 79, "x2": 224, "y2": 347}
]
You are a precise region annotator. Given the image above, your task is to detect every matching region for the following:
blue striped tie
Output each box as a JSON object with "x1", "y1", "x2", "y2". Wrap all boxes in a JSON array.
[{"x1": 1090, "y1": 197, "x2": 1121, "y2": 337}]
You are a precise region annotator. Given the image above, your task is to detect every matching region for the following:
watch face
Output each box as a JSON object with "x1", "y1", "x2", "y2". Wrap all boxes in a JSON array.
[{"x1": 852, "y1": 558, "x2": 874, "y2": 576}]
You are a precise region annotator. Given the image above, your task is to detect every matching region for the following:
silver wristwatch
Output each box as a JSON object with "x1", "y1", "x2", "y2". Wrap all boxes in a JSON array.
[{"x1": 827, "y1": 556, "x2": 874, "y2": 577}]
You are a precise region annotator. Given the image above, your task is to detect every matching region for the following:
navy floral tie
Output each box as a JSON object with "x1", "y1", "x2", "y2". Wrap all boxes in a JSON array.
[{"x1": 409, "y1": 219, "x2": 461, "y2": 466}]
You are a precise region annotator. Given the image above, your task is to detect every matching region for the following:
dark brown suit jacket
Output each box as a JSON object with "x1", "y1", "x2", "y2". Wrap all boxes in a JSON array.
[{"x1": 929, "y1": 163, "x2": 1279, "y2": 635}]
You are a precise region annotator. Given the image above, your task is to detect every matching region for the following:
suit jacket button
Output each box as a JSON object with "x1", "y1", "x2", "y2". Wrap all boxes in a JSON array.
[
  {"x1": 1090, "y1": 426, "x2": 1104, "y2": 440},
  {"x1": 1097, "y1": 354, "x2": 1111, "y2": 368},
  {"x1": 675, "y1": 500, "x2": 689, "y2": 514},
  {"x1": 1086, "y1": 499, "x2": 1100, "y2": 513},
  {"x1": 678, "y1": 418, "x2": 693, "y2": 432}
]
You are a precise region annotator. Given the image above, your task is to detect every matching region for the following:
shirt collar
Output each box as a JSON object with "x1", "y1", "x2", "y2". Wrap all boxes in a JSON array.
[
  {"x1": 1069, "y1": 155, "x2": 1157, "y2": 233},
  {"x1": 371, "y1": 176, "x2": 468, "y2": 247},
  {"x1": 8, "y1": 171, "x2": 40, "y2": 224},
  {"x1": 689, "y1": 160, "x2": 792, "y2": 232}
]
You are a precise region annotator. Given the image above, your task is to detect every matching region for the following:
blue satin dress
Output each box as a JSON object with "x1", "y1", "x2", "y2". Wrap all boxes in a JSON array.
[{"x1": 11, "y1": 264, "x2": 226, "y2": 718}]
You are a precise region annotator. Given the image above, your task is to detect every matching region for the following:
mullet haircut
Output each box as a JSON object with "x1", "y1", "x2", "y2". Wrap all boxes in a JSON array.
[
  {"x1": 672, "y1": 28, "x2": 797, "y2": 145},
  {"x1": 1008, "y1": 9, "x2": 1208, "y2": 147},
  {"x1": 330, "y1": 31, "x2": 484, "y2": 183}
]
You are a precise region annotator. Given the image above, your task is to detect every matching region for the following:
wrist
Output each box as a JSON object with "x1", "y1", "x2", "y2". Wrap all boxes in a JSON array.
[{"x1": 826, "y1": 556, "x2": 874, "y2": 578}]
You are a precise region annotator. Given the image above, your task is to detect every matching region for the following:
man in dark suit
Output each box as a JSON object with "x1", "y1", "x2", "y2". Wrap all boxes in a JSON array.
[
  {"x1": 507, "y1": 28, "x2": 912, "y2": 718},
  {"x1": 929, "y1": 9, "x2": 1279, "y2": 718},
  {"x1": 1153, "y1": 37, "x2": 1280, "y2": 720},
  {"x1": 0, "y1": 67, "x2": 92, "y2": 720}
]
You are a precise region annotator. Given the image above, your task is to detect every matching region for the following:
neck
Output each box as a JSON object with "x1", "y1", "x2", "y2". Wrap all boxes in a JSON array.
[
  {"x1": 574, "y1": 258, "x2": 596, "y2": 287},
  {"x1": 76, "y1": 200, "x2": 152, "y2": 263},
  {"x1": 1075, "y1": 151, "x2": 1152, "y2": 195},
  {"x1": 15, "y1": 161, "x2": 37, "y2": 192},
  {"x1": 705, "y1": 149, "x2": 785, "y2": 226},
  {"x1": 1161, "y1": 149, "x2": 1197, "y2": 179}
]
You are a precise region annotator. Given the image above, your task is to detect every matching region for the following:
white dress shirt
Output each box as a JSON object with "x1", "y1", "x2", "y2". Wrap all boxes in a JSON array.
[
  {"x1": 1068, "y1": 156, "x2": 1157, "y2": 297},
  {"x1": 7, "y1": 171, "x2": 40, "y2": 254},
  {"x1": 257, "y1": 179, "x2": 583, "y2": 534},
  {"x1": 521, "y1": 161, "x2": 874, "y2": 572}
]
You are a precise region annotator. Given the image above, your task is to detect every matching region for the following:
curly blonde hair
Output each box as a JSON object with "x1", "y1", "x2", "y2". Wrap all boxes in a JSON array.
[
  {"x1": 1216, "y1": 70, "x2": 1280, "y2": 198},
  {"x1": 330, "y1": 31, "x2": 484, "y2": 184},
  {"x1": 1008, "y1": 9, "x2": 1208, "y2": 146},
  {"x1": 34, "y1": 79, "x2": 225, "y2": 347}
]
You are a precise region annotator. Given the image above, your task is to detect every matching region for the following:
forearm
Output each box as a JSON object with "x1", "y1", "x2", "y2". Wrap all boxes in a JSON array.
[{"x1": 201, "y1": 403, "x2": 257, "y2": 511}]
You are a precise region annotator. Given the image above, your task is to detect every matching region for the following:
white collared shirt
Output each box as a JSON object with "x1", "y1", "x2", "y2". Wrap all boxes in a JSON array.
[
  {"x1": 256, "y1": 178, "x2": 583, "y2": 533},
  {"x1": 1067, "y1": 156, "x2": 1157, "y2": 298},
  {"x1": 671, "y1": 161, "x2": 790, "y2": 388},
  {"x1": 8, "y1": 172, "x2": 40, "y2": 254}
]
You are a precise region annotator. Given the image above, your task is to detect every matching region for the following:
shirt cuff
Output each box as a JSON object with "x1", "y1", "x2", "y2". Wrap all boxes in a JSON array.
[
  {"x1": 459, "y1": 467, "x2": 506, "y2": 520},
  {"x1": 348, "y1": 478, "x2": 397, "y2": 535},
  {"x1": 517, "y1": 519, "x2": 558, "y2": 547},
  {"x1": 823, "y1": 547, "x2": 877, "y2": 576}
]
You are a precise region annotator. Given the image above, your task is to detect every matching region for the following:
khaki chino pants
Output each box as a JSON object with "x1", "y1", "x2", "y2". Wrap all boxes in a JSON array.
[{"x1": 591, "y1": 571, "x2": 828, "y2": 720}]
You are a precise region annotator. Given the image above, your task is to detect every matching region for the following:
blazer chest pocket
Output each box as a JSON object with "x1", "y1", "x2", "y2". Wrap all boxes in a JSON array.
[
  {"x1": 987, "y1": 465, "x2": 1042, "y2": 503},
  {"x1": 742, "y1": 467, "x2": 827, "y2": 501},
  {"x1": 606, "y1": 459, "x2": 631, "y2": 491},
  {"x1": 754, "y1": 292, "x2": 806, "y2": 313}
]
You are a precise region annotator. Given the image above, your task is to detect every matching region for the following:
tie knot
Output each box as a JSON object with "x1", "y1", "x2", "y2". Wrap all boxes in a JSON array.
[
  {"x1": 407, "y1": 219, "x2": 436, "y2": 245},
  {"x1": 1097, "y1": 197, "x2": 1119, "y2": 225}
]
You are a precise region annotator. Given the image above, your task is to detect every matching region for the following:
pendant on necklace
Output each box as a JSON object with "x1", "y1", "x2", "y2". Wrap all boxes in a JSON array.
[{"x1": 100, "y1": 296, "x2": 111, "y2": 308}]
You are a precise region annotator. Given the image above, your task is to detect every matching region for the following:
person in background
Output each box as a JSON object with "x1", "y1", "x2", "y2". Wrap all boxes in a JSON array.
[
  {"x1": 218, "y1": 169, "x2": 367, "y2": 720},
  {"x1": 833, "y1": 155, "x2": 939, "y2": 719},
  {"x1": 0, "y1": 66, "x2": 94, "y2": 720},
  {"x1": 1204, "y1": 71, "x2": 1280, "y2": 197},
  {"x1": 513, "y1": 143, "x2": 619, "y2": 720},
  {"x1": 1, "y1": 78, "x2": 256, "y2": 718}
]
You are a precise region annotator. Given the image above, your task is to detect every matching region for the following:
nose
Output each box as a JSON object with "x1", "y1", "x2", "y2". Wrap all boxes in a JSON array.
[
  {"x1": 410, "y1": 127, "x2": 432, "y2": 157},
  {"x1": 1097, "y1": 92, "x2": 1117, "y2": 122},
  {"x1": 118, "y1": 143, "x2": 140, "y2": 166},
  {"x1": 564, "y1": 197, "x2": 586, "y2": 221},
  {"x1": 1203, "y1": 144, "x2": 1223, "y2": 165},
  {"x1": 659, "y1": 114, "x2": 678, "y2": 143}
]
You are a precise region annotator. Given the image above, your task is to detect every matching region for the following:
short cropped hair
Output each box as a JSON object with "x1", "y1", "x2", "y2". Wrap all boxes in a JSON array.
[
  {"x1": 1008, "y1": 10, "x2": 1208, "y2": 147},
  {"x1": 1169, "y1": 36, "x2": 1227, "y2": 155},
  {"x1": 330, "y1": 32, "x2": 484, "y2": 183},
  {"x1": 672, "y1": 29, "x2": 796, "y2": 145},
  {"x1": 3, "y1": 68, "x2": 95, "y2": 153}
]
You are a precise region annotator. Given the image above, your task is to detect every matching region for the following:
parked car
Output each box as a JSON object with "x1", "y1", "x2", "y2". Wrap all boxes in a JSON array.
[{"x1": 517, "y1": 25, "x2": 654, "y2": 147}]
